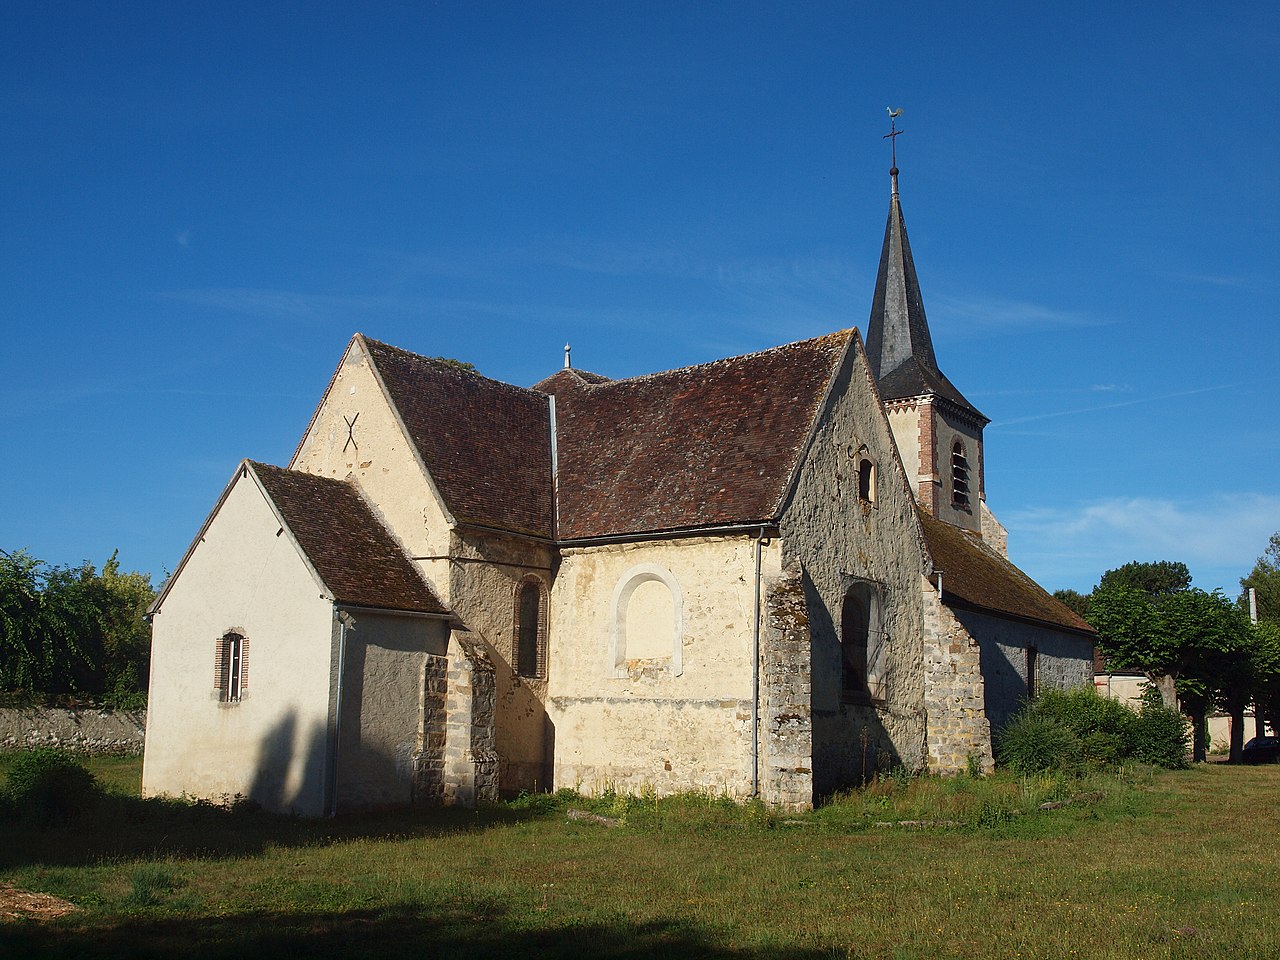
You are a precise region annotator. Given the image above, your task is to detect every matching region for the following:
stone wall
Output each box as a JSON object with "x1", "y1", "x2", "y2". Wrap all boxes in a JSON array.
[
  {"x1": 921, "y1": 583, "x2": 994, "y2": 773},
  {"x1": 961, "y1": 608, "x2": 1095, "y2": 734},
  {"x1": 0, "y1": 707, "x2": 146, "y2": 754},
  {"x1": 443, "y1": 633, "x2": 498, "y2": 806},
  {"x1": 778, "y1": 336, "x2": 930, "y2": 791},
  {"x1": 548, "y1": 535, "x2": 775, "y2": 798},
  {"x1": 760, "y1": 562, "x2": 814, "y2": 810},
  {"x1": 450, "y1": 528, "x2": 555, "y2": 794},
  {"x1": 413, "y1": 653, "x2": 449, "y2": 804}
]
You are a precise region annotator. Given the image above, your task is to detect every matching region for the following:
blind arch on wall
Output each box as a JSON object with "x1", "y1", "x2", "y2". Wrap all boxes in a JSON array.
[{"x1": 607, "y1": 563, "x2": 684, "y2": 678}]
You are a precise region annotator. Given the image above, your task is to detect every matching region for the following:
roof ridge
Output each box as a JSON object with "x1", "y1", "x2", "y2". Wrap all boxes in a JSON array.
[
  {"x1": 572, "y1": 330, "x2": 854, "y2": 392},
  {"x1": 361, "y1": 335, "x2": 545, "y2": 401}
]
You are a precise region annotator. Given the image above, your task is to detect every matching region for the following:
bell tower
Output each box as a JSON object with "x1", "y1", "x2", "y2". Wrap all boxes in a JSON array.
[{"x1": 864, "y1": 118, "x2": 991, "y2": 538}]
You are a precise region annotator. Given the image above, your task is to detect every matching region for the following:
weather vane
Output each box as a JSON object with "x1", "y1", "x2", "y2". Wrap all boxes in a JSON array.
[{"x1": 884, "y1": 107, "x2": 904, "y2": 171}]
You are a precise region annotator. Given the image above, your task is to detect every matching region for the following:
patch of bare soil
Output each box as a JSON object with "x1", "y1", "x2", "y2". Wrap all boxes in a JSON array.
[{"x1": 0, "y1": 883, "x2": 78, "y2": 922}]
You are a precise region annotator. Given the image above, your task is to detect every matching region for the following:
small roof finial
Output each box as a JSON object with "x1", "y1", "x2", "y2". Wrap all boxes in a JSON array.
[
  {"x1": 884, "y1": 107, "x2": 904, "y2": 197},
  {"x1": 564, "y1": 343, "x2": 571, "y2": 369}
]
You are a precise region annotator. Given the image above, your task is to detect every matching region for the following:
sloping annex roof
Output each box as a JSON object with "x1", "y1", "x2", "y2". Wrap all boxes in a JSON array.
[
  {"x1": 250, "y1": 461, "x2": 450, "y2": 616},
  {"x1": 918, "y1": 511, "x2": 1093, "y2": 635}
]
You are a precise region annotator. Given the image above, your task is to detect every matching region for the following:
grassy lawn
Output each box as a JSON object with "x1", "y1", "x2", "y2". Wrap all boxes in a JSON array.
[{"x1": 2, "y1": 756, "x2": 1278, "y2": 959}]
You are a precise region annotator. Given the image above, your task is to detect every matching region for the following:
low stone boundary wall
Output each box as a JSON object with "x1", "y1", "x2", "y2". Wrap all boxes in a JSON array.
[{"x1": 0, "y1": 707, "x2": 146, "y2": 755}]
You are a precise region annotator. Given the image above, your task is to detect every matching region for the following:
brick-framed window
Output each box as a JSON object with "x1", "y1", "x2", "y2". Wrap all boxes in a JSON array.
[
  {"x1": 514, "y1": 576, "x2": 548, "y2": 679},
  {"x1": 215, "y1": 631, "x2": 248, "y2": 703}
]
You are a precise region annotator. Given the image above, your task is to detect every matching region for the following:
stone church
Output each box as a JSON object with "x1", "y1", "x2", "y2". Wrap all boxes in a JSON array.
[{"x1": 143, "y1": 167, "x2": 1094, "y2": 815}]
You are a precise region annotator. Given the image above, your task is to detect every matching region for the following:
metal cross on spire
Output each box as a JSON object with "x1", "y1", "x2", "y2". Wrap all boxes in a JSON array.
[{"x1": 884, "y1": 107, "x2": 904, "y2": 196}]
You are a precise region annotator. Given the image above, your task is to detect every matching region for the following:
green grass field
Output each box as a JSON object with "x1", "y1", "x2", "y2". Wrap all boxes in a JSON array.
[{"x1": 2, "y1": 755, "x2": 1277, "y2": 959}]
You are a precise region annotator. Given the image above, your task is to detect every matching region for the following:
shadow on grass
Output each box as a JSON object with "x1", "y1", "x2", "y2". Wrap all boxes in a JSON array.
[
  {"x1": 0, "y1": 793, "x2": 536, "y2": 870},
  {"x1": 0, "y1": 902, "x2": 830, "y2": 960}
]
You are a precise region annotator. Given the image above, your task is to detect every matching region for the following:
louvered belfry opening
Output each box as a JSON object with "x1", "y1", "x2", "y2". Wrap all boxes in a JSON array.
[{"x1": 951, "y1": 442, "x2": 970, "y2": 510}]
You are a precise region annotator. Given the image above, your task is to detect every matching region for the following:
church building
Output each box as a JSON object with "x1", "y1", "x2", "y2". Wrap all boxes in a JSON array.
[{"x1": 143, "y1": 165, "x2": 1094, "y2": 815}]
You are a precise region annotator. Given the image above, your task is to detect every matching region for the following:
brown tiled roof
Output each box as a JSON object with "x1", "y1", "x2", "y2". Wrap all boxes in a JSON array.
[
  {"x1": 549, "y1": 332, "x2": 853, "y2": 539},
  {"x1": 251, "y1": 462, "x2": 450, "y2": 615},
  {"x1": 362, "y1": 338, "x2": 554, "y2": 539},
  {"x1": 919, "y1": 511, "x2": 1094, "y2": 635},
  {"x1": 532, "y1": 368, "x2": 612, "y2": 393}
]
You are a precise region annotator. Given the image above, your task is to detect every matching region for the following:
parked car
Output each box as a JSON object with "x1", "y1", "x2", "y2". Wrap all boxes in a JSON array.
[{"x1": 1241, "y1": 736, "x2": 1280, "y2": 764}]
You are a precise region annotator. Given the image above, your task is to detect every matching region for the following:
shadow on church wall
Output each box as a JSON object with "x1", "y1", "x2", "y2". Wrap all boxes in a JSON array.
[
  {"x1": 246, "y1": 709, "x2": 328, "y2": 816},
  {"x1": 802, "y1": 570, "x2": 899, "y2": 798}
]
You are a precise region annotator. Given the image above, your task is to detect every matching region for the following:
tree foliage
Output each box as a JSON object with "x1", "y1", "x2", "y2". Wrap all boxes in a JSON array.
[
  {"x1": 1098, "y1": 560, "x2": 1191, "y2": 599},
  {"x1": 1240, "y1": 531, "x2": 1280, "y2": 627},
  {"x1": 0, "y1": 549, "x2": 154, "y2": 706},
  {"x1": 1082, "y1": 557, "x2": 1277, "y2": 762}
]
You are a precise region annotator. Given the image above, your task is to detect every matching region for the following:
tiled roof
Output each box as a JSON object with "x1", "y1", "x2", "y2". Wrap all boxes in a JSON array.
[
  {"x1": 919, "y1": 511, "x2": 1094, "y2": 635},
  {"x1": 251, "y1": 462, "x2": 450, "y2": 616},
  {"x1": 362, "y1": 338, "x2": 554, "y2": 539},
  {"x1": 549, "y1": 332, "x2": 853, "y2": 539},
  {"x1": 532, "y1": 368, "x2": 612, "y2": 394}
]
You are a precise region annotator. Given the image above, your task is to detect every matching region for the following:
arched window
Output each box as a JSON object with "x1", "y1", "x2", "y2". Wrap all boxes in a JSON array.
[
  {"x1": 840, "y1": 584, "x2": 886, "y2": 705},
  {"x1": 216, "y1": 631, "x2": 247, "y2": 703},
  {"x1": 951, "y1": 441, "x2": 971, "y2": 510},
  {"x1": 857, "y1": 455, "x2": 875, "y2": 503},
  {"x1": 514, "y1": 577, "x2": 547, "y2": 679}
]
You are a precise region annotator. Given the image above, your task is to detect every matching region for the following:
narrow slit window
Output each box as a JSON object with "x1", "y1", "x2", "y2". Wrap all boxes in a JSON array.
[{"x1": 857, "y1": 453, "x2": 875, "y2": 503}]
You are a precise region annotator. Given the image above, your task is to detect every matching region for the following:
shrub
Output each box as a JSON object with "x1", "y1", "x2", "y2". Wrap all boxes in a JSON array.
[
  {"x1": 3, "y1": 747, "x2": 101, "y2": 822},
  {"x1": 997, "y1": 686, "x2": 1191, "y2": 774},
  {"x1": 1030, "y1": 687, "x2": 1139, "y2": 761},
  {"x1": 996, "y1": 713, "x2": 1081, "y2": 774},
  {"x1": 1132, "y1": 702, "x2": 1190, "y2": 768}
]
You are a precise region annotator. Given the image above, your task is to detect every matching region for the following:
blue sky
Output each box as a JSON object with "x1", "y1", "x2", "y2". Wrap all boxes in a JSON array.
[{"x1": 2, "y1": 2, "x2": 1277, "y2": 595}]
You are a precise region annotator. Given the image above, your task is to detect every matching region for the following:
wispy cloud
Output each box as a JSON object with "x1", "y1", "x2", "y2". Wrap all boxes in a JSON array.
[
  {"x1": 1166, "y1": 271, "x2": 1247, "y2": 288},
  {"x1": 972, "y1": 383, "x2": 1136, "y2": 400},
  {"x1": 175, "y1": 229, "x2": 191, "y2": 248},
  {"x1": 930, "y1": 293, "x2": 1102, "y2": 334},
  {"x1": 157, "y1": 287, "x2": 390, "y2": 319},
  {"x1": 991, "y1": 382, "x2": 1237, "y2": 428},
  {"x1": 1005, "y1": 493, "x2": 1280, "y2": 593}
]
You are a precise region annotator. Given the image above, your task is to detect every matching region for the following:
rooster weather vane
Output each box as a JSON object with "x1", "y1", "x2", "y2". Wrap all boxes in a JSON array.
[{"x1": 884, "y1": 107, "x2": 904, "y2": 170}]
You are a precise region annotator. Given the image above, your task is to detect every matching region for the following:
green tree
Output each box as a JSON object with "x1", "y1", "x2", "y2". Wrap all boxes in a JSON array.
[
  {"x1": 92, "y1": 551, "x2": 154, "y2": 707},
  {"x1": 1158, "y1": 588, "x2": 1252, "y2": 761},
  {"x1": 0, "y1": 549, "x2": 154, "y2": 704},
  {"x1": 1098, "y1": 560, "x2": 1192, "y2": 599},
  {"x1": 1090, "y1": 573, "x2": 1258, "y2": 762},
  {"x1": 1252, "y1": 621, "x2": 1280, "y2": 737},
  {"x1": 1052, "y1": 588, "x2": 1093, "y2": 623},
  {"x1": 1240, "y1": 532, "x2": 1280, "y2": 627},
  {"x1": 0, "y1": 549, "x2": 103, "y2": 698}
]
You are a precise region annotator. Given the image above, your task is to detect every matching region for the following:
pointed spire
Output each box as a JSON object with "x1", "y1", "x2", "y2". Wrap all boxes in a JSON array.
[{"x1": 865, "y1": 160, "x2": 986, "y2": 422}]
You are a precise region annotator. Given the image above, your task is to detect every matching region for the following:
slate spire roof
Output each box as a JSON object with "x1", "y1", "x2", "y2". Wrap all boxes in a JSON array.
[{"x1": 864, "y1": 168, "x2": 986, "y2": 422}]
